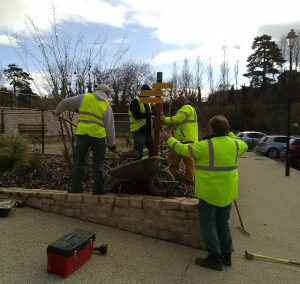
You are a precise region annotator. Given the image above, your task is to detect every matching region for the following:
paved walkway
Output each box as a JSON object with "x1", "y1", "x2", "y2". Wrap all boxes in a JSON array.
[{"x1": 0, "y1": 152, "x2": 299, "y2": 283}]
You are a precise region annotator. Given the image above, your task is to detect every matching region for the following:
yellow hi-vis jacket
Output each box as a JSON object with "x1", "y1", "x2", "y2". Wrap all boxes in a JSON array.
[
  {"x1": 128, "y1": 97, "x2": 152, "y2": 132},
  {"x1": 167, "y1": 132, "x2": 248, "y2": 206},
  {"x1": 76, "y1": 93, "x2": 109, "y2": 138},
  {"x1": 164, "y1": 104, "x2": 198, "y2": 142}
]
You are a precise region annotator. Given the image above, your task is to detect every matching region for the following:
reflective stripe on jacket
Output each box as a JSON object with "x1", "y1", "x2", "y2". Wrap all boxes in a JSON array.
[
  {"x1": 164, "y1": 104, "x2": 198, "y2": 142},
  {"x1": 128, "y1": 97, "x2": 152, "y2": 132},
  {"x1": 167, "y1": 132, "x2": 248, "y2": 207},
  {"x1": 76, "y1": 93, "x2": 109, "y2": 138}
]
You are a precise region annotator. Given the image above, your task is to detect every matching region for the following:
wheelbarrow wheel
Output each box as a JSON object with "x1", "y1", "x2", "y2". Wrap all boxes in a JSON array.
[{"x1": 147, "y1": 169, "x2": 175, "y2": 196}]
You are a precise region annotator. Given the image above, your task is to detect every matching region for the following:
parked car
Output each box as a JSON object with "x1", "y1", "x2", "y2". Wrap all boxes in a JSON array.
[
  {"x1": 237, "y1": 131, "x2": 266, "y2": 146},
  {"x1": 280, "y1": 138, "x2": 300, "y2": 168},
  {"x1": 255, "y1": 135, "x2": 288, "y2": 158}
]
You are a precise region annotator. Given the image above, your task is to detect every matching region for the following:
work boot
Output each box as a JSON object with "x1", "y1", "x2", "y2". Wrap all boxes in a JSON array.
[
  {"x1": 222, "y1": 253, "x2": 232, "y2": 266},
  {"x1": 195, "y1": 254, "x2": 223, "y2": 271}
]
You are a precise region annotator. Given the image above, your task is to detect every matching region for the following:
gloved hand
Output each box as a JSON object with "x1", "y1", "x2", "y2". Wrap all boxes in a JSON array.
[
  {"x1": 160, "y1": 131, "x2": 172, "y2": 141},
  {"x1": 108, "y1": 145, "x2": 117, "y2": 152}
]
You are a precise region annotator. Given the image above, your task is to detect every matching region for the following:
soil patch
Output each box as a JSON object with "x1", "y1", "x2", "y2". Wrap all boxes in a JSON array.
[{"x1": 0, "y1": 155, "x2": 195, "y2": 198}]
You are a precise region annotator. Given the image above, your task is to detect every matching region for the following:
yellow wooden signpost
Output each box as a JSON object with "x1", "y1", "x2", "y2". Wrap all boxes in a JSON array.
[
  {"x1": 152, "y1": 83, "x2": 173, "y2": 90},
  {"x1": 139, "y1": 78, "x2": 173, "y2": 155},
  {"x1": 140, "y1": 90, "x2": 163, "y2": 104}
]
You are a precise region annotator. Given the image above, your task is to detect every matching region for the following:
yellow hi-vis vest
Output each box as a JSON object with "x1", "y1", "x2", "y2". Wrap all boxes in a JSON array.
[
  {"x1": 167, "y1": 133, "x2": 248, "y2": 207},
  {"x1": 164, "y1": 104, "x2": 198, "y2": 142},
  {"x1": 76, "y1": 93, "x2": 109, "y2": 138},
  {"x1": 128, "y1": 97, "x2": 152, "y2": 132}
]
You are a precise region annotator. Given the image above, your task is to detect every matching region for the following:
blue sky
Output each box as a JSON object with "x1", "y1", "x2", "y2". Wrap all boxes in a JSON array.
[{"x1": 1, "y1": 0, "x2": 300, "y2": 93}]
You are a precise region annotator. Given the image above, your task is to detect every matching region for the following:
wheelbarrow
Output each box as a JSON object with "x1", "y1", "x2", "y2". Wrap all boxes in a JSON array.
[{"x1": 86, "y1": 156, "x2": 177, "y2": 196}]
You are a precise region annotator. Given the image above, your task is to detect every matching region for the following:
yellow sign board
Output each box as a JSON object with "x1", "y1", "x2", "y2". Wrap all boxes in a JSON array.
[
  {"x1": 152, "y1": 82, "x2": 173, "y2": 89},
  {"x1": 140, "y1": 90, "x2": 163, "y2": 97},
  {"x1": 140, "y1": 97, "x2": 163, "y2": 104}
]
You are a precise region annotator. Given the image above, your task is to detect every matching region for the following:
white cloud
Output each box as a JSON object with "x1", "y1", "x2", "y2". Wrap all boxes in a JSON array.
[
  {"x1": 2, "y1": 0, "x2": 299, "y2": 48},
  {"x1": 0, "y1": 35, "x2": 17, "y2": 46},
  {"x1": 1, "y1": 0, "x2": 299, "y2": 88},
  {"x1": 124, "y1": 0, "x2": 300, "y2": 47},
  {"x1": 28, "y1": 72, "x2": 52, "y2": 96},
  {"x1": 0, "y1": 0, "x2": 128, "y2": 33},
  {"x1": 152, "y1": 42, "x2": 250, "y2": 68}
]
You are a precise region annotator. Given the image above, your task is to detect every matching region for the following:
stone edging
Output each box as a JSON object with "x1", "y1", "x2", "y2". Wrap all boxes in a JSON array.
[{"x1": 0, "y1": 188, "x2": 203, "y2": 248}]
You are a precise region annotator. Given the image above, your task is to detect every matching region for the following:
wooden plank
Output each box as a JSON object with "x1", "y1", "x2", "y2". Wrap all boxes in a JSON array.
[
  {"x1": 152, "y1": 82, "x2": 173, "y2": 89},
  {"x1": 18, "y1": 124, "x2": 46, "y2": 131},
  {"x1": 140, "y1": 90, "x2": 163, "y2": 97},
  {"x1": 140, "y1": 97, "x2": 163, "y2": 104}
]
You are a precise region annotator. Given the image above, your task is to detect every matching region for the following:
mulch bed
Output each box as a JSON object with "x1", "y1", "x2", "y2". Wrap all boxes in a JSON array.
[{"x1": 0, "y1": 155, "x2": 195, "y2": 198}]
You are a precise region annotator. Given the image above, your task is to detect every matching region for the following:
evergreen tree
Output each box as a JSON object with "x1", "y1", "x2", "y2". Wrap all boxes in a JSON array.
[
  {"x1": 3, "y1": 64, "x2": 33, "y2": 94},
  {"x1": 244, "y1": 35, "x2": 285, "y2": 88}
]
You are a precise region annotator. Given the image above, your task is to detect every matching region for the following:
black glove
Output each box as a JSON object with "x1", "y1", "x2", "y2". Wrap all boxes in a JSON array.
[{"x1": 108, "y1": 145, "x2": 117, "y2": 152}]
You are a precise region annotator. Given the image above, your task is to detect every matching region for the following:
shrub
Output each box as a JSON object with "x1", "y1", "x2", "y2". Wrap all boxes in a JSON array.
[
  {"x1": 28, "y1": 153, "x2": 43, "y2": 173},
  {"x1": 0, "y1": 134, "x2": 30, "y2": 172}
]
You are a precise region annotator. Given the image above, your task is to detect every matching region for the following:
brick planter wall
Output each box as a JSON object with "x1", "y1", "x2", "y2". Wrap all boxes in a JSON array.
[{"x1": 0, "y1": 188, "x2": 203, "y2": 248}]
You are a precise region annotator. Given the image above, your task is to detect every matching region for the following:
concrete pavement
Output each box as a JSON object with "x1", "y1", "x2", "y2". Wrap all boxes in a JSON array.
[{"x1": 0, "y1": 152, "x2": 299, "y2": 283}]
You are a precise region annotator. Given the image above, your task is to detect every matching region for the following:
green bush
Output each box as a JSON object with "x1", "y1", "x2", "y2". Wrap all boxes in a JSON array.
[{"x1": 0, "y1": 134, "x2": 30, "y2": 172}]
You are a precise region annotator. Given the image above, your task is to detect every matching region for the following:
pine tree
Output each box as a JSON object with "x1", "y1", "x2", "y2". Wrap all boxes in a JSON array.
[
  {"x1": 3, "y1": 64, "x2": 33, "y2": 94},
  {"x1": 244, "y1": 35, "x2": 285, "y2": 88}
]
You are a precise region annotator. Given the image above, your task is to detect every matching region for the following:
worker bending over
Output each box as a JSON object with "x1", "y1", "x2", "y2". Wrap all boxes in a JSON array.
[{"x1": 53, "y1": 84, "x2": 116, "y2": 195}]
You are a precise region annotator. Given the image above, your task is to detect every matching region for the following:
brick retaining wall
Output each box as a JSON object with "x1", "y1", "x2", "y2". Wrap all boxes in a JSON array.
[{"x1": 0, "y1": 188, "x2": 203, "y2": 248}]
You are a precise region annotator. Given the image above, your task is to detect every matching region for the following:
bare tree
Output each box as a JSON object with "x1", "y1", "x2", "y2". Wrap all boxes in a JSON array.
[
  {"x1": 193, "y1": 56, "x2": 205, "y2": 103},
  {"x1": 7, "y1": 9, "x2": 127, "y2": 163},
  {"x1": 219, "y1": 43, "x2": 230, "y2": 90},
  {"x1": 180, "y1": 58, "x2": 192, "y2": 96},
  {"x1": 207, "y1": 59, "x2": 215, "y2": 94},
  {"x1": 233, "y1": 60, "x2": 240, "y2": 89},
  {"x1": 96, "y1": 59, "x2": 155, "y2": 108},
  {"x1": 168, "y1": 62, "x2": 179, "y2": 110}
]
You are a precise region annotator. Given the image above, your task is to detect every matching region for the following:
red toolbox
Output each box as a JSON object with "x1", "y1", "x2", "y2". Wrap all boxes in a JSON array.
[{"x1": 47, "y1": 229, "x2": 95, "y2": 278}]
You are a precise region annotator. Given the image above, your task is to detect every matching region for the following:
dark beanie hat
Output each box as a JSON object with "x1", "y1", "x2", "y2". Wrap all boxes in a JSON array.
[{"x1": 141, "y1": 84, "x2": 151, "y2": 90}]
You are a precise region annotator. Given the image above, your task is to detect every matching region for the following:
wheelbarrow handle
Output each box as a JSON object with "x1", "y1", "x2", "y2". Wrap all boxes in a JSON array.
[{"x1": 83, "y1": 163, "x2": 109, "y2": 176}]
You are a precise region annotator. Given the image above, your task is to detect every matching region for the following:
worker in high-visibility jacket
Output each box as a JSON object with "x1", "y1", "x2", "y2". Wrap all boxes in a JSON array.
[
  {"x1": 53, "y1": 84, "x2": 116, "y2": 195},
  {"x1": 161, "y1": 96, "x2": 198, "y2": 183},
  {"x1": 161, "y1": 115, "x2": 248, "y2": 271},
  {"x1": 128, "y1": 84, "x2": 153, "y2": 159}
]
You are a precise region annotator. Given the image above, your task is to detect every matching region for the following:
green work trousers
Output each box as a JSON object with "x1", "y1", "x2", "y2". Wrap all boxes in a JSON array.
[
  {"x1": 72, "y1": 135, "x2": 106, "y2": 194},
  {"x1": 197, "y1": 198, "x2": 233, "y2": 256},
  {"x1": 133, "y1": 131, "x2": 153, "y2": 159}
]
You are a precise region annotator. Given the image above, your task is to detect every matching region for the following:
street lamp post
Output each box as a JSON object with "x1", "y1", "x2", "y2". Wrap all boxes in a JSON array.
[{"x1": 285, "y1": 29, "x2": 297, "y2": 176}]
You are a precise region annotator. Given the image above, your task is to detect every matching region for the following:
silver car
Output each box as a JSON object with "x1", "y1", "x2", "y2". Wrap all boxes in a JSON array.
[
  {"x1": 255, "y1": 135, "x2": 288, "y2": 158},
  {"x1": 237, "y1": 131, "x2": 266, "y2": 145}
]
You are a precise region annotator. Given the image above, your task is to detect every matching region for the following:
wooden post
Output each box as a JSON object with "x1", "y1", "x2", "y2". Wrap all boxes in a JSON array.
[
  {"x1": 1, "y1": 109, "x2": 4, "y2": 134},
  {"x1": 153, "y1": 72, "x2": 163, "y2": 156},
  {"x1": 41, "y1": 110, "x2": 45, "y2": 154}
]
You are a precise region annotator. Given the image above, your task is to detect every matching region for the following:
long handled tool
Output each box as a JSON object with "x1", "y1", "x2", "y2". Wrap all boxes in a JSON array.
[
  {"x1": 234, "y1": 200, "x2": 250, "y2": 235},
  {"x1": 52, "y1": 112, "x2": 77, "y2": 128},
  {"x1": 245, "y1": 251, "x2": 300, "y2": 266}
]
